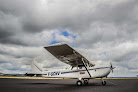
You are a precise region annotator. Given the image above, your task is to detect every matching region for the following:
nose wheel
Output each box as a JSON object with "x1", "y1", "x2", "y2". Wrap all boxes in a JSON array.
[{"x1": 101, "y1": 79, "x2": 106, "y2": 85}]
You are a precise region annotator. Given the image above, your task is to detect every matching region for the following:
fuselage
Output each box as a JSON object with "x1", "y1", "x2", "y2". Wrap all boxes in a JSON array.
[{"x1": 41, "y1": 66, "x2": 111, "y2": 79}]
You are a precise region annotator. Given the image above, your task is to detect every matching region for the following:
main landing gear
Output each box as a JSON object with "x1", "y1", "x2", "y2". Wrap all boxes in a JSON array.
[
  {"x1": 84, "y1": 80, "x2": 89, "y2": 85},
  {"x1": 76, "y1": 80, "x2": 82, "y2": 86},
  {"x1": 76, "y1": 79, "x2": 89, "y2": 86}
]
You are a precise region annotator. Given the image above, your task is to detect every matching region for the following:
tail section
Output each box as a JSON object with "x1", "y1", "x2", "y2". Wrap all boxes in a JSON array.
[{"x1": 31, "y1": 59, "x2": 44, "y2": 73}]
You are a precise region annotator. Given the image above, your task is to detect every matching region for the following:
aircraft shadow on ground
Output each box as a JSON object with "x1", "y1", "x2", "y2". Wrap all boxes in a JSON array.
[{"x1": 20, "y1": 82, "x2": 116, "y2": 87}]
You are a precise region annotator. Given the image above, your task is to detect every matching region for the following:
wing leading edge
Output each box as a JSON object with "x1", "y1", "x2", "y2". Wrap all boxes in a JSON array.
[{"x1": 44, "y1": 43, "x2": 95, "y2": 67}]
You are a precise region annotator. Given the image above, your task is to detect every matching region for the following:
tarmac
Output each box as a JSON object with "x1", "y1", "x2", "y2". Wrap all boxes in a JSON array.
[{"x1": 0, "y1": 78, "x2": 138, "y2": 92}]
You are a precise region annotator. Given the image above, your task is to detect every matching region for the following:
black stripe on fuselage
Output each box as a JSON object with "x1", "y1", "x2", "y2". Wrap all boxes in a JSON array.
[{"x1": 61, "y1": 67, "x2": 110, "y2": 74}]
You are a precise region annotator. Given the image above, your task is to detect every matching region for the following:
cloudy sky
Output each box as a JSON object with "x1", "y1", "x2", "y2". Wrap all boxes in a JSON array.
[{"x1": 0, "y1": 0, "x2": 138, "y2": 77}]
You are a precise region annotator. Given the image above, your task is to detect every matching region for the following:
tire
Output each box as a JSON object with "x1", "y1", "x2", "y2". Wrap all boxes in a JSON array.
[
  {"x1": 84, "y1": 80, "x2": 88, "y2": 85},
  {"x1": 102, "y1": 81, "x2": 106, "y2": 85},
  {"x1": 76, "y1": 80, "x2": 82, "y2": 86}
]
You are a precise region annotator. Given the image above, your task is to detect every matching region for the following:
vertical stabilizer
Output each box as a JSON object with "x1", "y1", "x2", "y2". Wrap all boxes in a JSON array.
[{"x1": 31, "y1": 59, "x2": 44, "y2": 73}]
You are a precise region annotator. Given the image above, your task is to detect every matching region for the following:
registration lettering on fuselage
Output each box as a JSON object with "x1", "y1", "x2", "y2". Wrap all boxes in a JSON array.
[{"x1": 48, "y1": 72, "x2": 60, "y2": 76}]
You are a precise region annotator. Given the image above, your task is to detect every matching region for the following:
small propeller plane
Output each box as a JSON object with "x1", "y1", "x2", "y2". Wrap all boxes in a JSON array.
[{"x1": 25, "y1": 43, "x2": 115, "y2": 86}]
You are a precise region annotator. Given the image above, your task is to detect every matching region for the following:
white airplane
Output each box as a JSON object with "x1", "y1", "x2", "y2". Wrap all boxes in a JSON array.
[{"x1": 25, "y1": 43, "x2": 115, "y2": 86}]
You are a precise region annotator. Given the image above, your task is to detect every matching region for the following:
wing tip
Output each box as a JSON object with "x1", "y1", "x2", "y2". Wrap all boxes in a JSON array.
[{"x1": 44, "y1": 42, "x2": 67, "y2": 48}]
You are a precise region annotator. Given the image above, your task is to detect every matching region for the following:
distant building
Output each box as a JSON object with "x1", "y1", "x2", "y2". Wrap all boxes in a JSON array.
[
  {"x1": 0, "y1": 73, "x2": 4, "y2": 76},
  {"x1": 0, "y1": 73, "x2": 26, "y2": 77}
]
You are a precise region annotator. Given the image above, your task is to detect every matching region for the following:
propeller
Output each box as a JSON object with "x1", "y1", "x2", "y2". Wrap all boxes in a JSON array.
[{"x1": 110, "y1": 62, "x2": 115, "y2": 73}]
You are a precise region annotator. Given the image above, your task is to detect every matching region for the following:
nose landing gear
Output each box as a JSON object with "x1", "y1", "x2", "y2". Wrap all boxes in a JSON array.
[{"x1": 101, "y1": 78, "x2": 106, "y2": 85}]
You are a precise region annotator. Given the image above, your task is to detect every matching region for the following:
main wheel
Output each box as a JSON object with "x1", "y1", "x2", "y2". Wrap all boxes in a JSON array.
[
  {"x1": 102, "y1": 81, "x2": 106, "y2": 85},
  {"x1": 76, "y1": 80, "x2": 82, "y2": 86},
  {"x1": 84, "y1": 80, "x2": 88, "y2": 85}
]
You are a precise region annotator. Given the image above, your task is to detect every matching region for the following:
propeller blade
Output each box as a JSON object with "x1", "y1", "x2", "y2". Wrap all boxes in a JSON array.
[{"x1": 110, "y1": 62, "x2": 115, "y2": 73}]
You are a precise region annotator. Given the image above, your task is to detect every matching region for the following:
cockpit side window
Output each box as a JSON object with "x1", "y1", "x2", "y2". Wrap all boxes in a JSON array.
[{"x1": 79, "y1": 67, "x2": 82, "y2": 69}]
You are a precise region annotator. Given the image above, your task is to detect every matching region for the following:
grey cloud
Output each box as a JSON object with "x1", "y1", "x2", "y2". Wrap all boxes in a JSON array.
[
  {"x1": 0, "y1": 0, "x2": 137, "y2": 32},
  {"x1": 0, "y1": 0, "x2": 138, "y2": 46},
  {"x1": 0, "y1": 44, "x2": 44, "y2": 58},
  {"x1": 93, "y1": 0, "x2": 138, "y2": 24},
  {"x1": 0, "y1": 28, "x2": 13, "y2": 39},
  {"x1": 0, "y1": 0, "x2": 138, "y2": 76},
  {"x1": 114, "y1": 51, "x2": 138, "y2": 62}
]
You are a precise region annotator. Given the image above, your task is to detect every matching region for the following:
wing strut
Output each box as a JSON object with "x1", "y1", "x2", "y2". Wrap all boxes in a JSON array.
[{"x1": 81, "y1": 58, "x2": 92, "y2": 78}]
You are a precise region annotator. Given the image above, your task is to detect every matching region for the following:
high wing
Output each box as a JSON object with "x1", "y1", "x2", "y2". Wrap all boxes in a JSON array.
[{"x1": 44, "y1": 43, "x2": 95, "y2": 67}]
